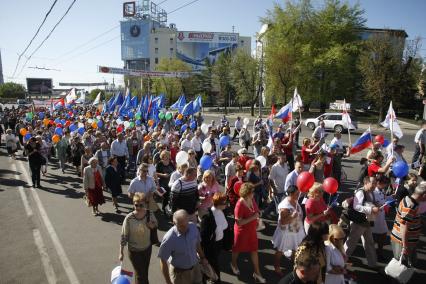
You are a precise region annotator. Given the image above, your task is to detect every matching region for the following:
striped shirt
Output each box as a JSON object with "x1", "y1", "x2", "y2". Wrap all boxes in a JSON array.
[
  {"x1": 391, "y1": 196, "x2": 421, "y2": 247},
  {"x1": 171, "y1": 178, "x2": 199, "y2": 214}
]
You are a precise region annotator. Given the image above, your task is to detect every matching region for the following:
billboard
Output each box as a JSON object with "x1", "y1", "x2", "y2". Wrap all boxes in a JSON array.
[
  {"x1": 176, "y1": 31, "x2": 239, "y2": 70},
  {"x1": 26, "y1": 78, "x2": 53, "y2": 94},
  {"x1": 120, "y1": 19, "x2": 153, "y2": 60}
]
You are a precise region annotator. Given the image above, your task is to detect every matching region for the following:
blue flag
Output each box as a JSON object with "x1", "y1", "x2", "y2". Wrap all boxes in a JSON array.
[
  {"x1": 107, "y1": 93, "x2": 116, "y2": 112},
  {"x1": 182, "y1": 101, "x2": 194, "y2": 116},
  {"x1": 192, "y1": 95, "x2": 202, "y2": 113},
  {"x1": 170, "y1": 95, "x2": 186, "y2": 112},
  {"x1": 131, "y1": 96, "x2": 138, "y2": 109},
  {"x1": 119, "y1": 89, "x2": 132, "y2": 116},
  {"x1": 110, "y1": 92, "x2": 124, "y2": 112}
]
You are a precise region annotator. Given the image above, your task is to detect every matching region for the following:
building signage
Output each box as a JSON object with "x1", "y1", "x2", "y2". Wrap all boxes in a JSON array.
[
  {"x1": 177, "y1": 31, "x2": 238, "y2": 43},
  {"x1": 98, "y1": 66, "x2": 199, "y2": 78}
]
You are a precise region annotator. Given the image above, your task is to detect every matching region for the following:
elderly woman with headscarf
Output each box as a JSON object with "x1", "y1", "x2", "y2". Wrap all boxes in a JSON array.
[{"x1": 83, "y1": 157, "x2": 106, "y2": 216}]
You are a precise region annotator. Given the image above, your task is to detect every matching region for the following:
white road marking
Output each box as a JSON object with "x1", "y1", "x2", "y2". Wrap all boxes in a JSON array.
[
  {"x1": 33, "y1": 229, "x2": 58, "y2": 284},
  {"x1": 17, "y1": 160, "x2": 80, "y2": 284},
  {"x1": 12, "y1": 163, "x2": 56, "y2": 283}
]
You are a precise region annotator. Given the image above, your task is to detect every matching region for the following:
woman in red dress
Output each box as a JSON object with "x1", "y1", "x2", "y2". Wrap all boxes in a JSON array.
[
  {"x1": 83, "y1": 157, "x2": 106, "y2": 216},
  {"x1": 231, "y1": 183, "x2": 265, "y2": 283}
]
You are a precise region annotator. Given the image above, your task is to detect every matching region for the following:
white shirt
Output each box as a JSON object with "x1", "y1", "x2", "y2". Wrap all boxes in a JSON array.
[
  {"x1": 111, "y1": 139, "x2": 129, "y2": 157},
  {"x1": 234, "y1": 120, "x2": 242, "y2": 130},
  {"x1": 330, "y1": 137, "x2": 343, "y2": 149},
  {"x1": 169, "y1": 171, "x2": 182, "y2": 188},
  {"x1": 100, "y1": 150, "x2": 108, "y2": 167},
  {"x1": 211, "y1": 206, "x2": 228, "y2": 241},
  {"x1": 353, "y1": 189, "x2": 375, "y2": 218},
  {"x1": 224, "y1": 160, "x2": 237, "y2": 186},
  {"x1": 284, "y1": 170, "x2": 299, "y2": 193},
  {"x1": 325, "y1": 243, "x2": 345, "y2": 284},
  {"x1": 312, "y1": 126, "x2": 325, "y2": 139},
  {"x1": 269, "y1": 162, "x2": 289, "y2": 194},
  {"x1": 191, "y1": 136, "x2": 202, "y2": 152},
  {"x1": 180, "y1": 139, "x2": 192, "y2": 152},
  {"x1": 414, "y1": 128, "x2": 426, "y2": 144},
  {"x1": 128, "y1": 176, "x2": 156, "y2": 195}
]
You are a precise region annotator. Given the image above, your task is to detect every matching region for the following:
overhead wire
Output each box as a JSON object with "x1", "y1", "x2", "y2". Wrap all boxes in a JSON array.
[
  {"x1": 17, "y1": 0, "x2": 78, "y2": 77},
  {"x1": 168, "y1": 0, "x2": 200, "y2": 14},
  {"x1": 11, "y1": 0, "x2": 59, "y2": 78}
]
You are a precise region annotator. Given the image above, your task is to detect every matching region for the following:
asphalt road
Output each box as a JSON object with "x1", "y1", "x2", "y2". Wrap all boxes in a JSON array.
[{"x1": 0, "y1": 116, "x2": 425, "y2": 284}]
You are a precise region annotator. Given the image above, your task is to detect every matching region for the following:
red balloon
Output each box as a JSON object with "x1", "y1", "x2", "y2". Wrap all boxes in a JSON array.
[
  {"x1": 65, "y1": 121, "x2": 71, "y2": 127},
  {"x1": 245, "y1": 159, "x2": 253, "y2": 171},
  {"x1": 375, "y1": 135, "x2": 385, "y2": 145},
  {"x1": 117, "y1": 126, "x2": 123, "y2": 133},
  {"x1": 297, "y1": 172, "x2": 315, "y2": 193},
  {"x1": 56, "y1": 123, "x2": 63, "y2": 128},
  {"x1": 234, "y1": 181, "x2": 243, "y2": 196},
  {"x1": 323, "y1": 177, "x2": 339, "y2": 194}
]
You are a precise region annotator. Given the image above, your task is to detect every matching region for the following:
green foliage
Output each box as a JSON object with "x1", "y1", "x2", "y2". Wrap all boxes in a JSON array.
[
  {"x1": 0, "y1": 82, "x2": 26, "y2": 99},
  {"x1": 212, "y1": 52, "x2": 234, "y2": 113},
  {"x1": 262, "y1": 0, "x2": 365, "y2": 110},
  {"x1": 89, "y1": 89, "x2": 105, "y2": 101}
]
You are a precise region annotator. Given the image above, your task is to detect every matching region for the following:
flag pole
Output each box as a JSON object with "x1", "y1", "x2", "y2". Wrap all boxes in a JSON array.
[
  {"x1": 390, "y1": 101, "x2": 394, "y2": 158},
  {"x1": 345, "y1": 99, "x2": 352, "y2": 146}
]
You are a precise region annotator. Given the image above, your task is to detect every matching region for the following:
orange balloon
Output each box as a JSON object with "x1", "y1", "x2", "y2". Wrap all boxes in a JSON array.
[
  {"x1": 52, "y1": 135, "x2": 60, "y2": 144},
  {"x1": 144, "y1": 135, "x2": 151, "y2": 142},
  {"x1": 177, "y1": 114, "x2": 183, "y2": 120},
  {"x1": 43, "y1": 118, "x2": 49, "y2": 126},
  {"x1": 20, "y1": 128, "x2": 27, "y2": 136},
  {"x1": 91, "y1": 121, "x2": 98, "y2": 129},
  {"x1": 148, "y1": 119, "x2": 154, "y2": 127}
]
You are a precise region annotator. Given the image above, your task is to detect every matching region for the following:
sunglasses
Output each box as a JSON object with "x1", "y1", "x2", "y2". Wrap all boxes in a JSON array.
[{"x1": 134, "y1": 203, "x2": 145, "y2": 208}]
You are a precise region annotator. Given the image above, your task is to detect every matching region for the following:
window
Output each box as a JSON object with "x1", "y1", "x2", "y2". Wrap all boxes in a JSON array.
[
  {"x1": 155, "y1": 37, "x2": 158, "y2": 44},
  {"x1": 170, "y1": 38, "x2": 173, "y2": 44},
  {"x1": 170, "y1": 48, "x2": 174, "y2": 53},
  {"x1": 155, "y1": 48, "x2": 158, "y2": 54},
  {"x1": 155, "y1": 58, "x2": 158, "y2": 64}
]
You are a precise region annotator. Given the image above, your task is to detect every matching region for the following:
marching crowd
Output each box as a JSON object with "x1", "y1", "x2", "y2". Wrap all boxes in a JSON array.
[{"x1": 1, "y1": 104, "x2": 426, "y2": 284}]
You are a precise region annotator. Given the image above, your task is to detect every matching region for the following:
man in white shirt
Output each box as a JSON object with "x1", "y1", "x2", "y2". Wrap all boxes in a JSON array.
[
  {"x1": 232, "y1": 117, "x2": 242, "y2": 141},
  {"x1": 191, "y1": 130, "x2": 203, "y2": 161},
  {"x1": 412, "y1": 121, "x2": 426, "y2": 168},
  {"x1": 344, "y1": 176, "x2": 379, "y2": 267},
  {"x1": 110, "y1": 133, "x2": 129, "y2": 182},
  {"x1": 224, "y1": 153, "x2": 239, "y2": 187},
  {"x1": 285, "y1": 161, "x2": 303, "y2": 193},
  {"x1": 312, "y1": 120, "x2": 326, "y2": 144},
  {"x1": 263, "y1": 154, "x2": 289, "y2": 217},
  {"x1": 330, "y1": 132, "x2": 344, "y2": 150},
  {"x1": 180, "y1": 133, "x2": 192, "y2": 152}
]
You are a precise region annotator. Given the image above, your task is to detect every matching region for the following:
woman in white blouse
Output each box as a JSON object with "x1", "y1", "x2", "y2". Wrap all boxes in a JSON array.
[
  {"x1": 325, "y1": 224, "x2": 347, "y2": 284},
  {"x1": 200, "y1": 192, "x2": 229, "y2": 283}
]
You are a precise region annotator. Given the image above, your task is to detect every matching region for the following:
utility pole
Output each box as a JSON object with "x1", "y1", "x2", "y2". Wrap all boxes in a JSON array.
[{"x1": 256, "y1": 39, "x2": 264, "y2": 117}]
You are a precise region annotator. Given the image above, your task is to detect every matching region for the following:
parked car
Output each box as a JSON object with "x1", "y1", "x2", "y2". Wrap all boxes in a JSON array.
[{"x1": 304, "y1": 113, "x2": 357, "y2": 133}]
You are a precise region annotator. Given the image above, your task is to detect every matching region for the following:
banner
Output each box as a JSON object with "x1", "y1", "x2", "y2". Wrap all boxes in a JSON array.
[{"x1": 98, "y1": 66, "x2": 199, "y2": 78}]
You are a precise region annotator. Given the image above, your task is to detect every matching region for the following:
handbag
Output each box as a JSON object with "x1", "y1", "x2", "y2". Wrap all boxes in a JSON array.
[
  {"x1": 146, "y1": 210, "x2": 160, "y2": 245},
  {"x1": 384, "y1": 256, "x2": 415, "y2": 284}
]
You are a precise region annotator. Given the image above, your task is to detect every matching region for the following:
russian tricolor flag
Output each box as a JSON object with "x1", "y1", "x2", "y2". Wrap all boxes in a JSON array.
[
  {"x1": 350, "y1": 127, "x2": 372, "y2": 154},
  {"x1": 275, "y1": 101, "x2": 292, "y2": 123},
  {"x1": 53, "y1": 98, "x2": 65, "y2": 110}
]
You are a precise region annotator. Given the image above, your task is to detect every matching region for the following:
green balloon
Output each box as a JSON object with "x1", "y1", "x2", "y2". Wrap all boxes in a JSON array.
[
  {"x1": 159, "y1": 113, "x2": 165, "y2": 119},
  {"x1": 135, "y1": 113, "x2": 141, "y2": 120},
  {"x1": 27, "y1": 112, "x2": 33, "y2": 119},
  {"x1": 129, "y1": 121, "x2": 135, "y2": 128},
  {"x1": 165, "y1": 113, "x2": 173, "y2": 120}
]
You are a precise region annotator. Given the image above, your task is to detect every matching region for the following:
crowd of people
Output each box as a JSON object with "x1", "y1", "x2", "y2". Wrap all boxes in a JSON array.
[{"x1": 1, "y1": 103, "x2": 426, "y2": 284}]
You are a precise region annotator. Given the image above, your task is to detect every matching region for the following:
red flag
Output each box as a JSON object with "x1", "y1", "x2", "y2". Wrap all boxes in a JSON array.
[
  {"x1": 268, "y1": 104, "x2": 276, "y2": 120},
  {"x1": 282, "y1": 112, "x2": 292, "y2": 123}
]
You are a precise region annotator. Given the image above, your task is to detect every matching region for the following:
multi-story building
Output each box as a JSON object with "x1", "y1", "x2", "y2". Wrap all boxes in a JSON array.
[{"x1": 120, "y1": 0, "x2": 251, "y2": 71}]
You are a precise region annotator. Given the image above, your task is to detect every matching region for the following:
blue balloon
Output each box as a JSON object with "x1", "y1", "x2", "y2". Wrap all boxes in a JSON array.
[
  {"x1": 392, "y1": 161, "x2": 409, "y2": 178},
  {"x1": 39, "y1": 112, "x2": 45, "y2": 119},
  {"x1": 190, "y1": 121, "x2": 197, "y2": 129},
  {"x1": 200, "y1": 155, "x2": 213, "y2": 170},
  {"x1": 61, "y1": 119, "x2": 66, "y2": 125},
  {"x1": 112, "y1": 275, "x2": 131, "y2": 284},
  {"x1": 54, "y1": 118, "x2": 61, "y2": 124},
  {"x1": 383, "y1": 139, "x2": 390, "y2": 148},
  {"x1": 128, "y1": 112, "x2": 134, "y2": 118},
  {"x1": 181, "y1": 125, "x2": 187, "y2": 132},
  {"x1": 97, "y1": 120, "x2": 103, "y2": 128},
  {"x1": 219, "y1": 135, "x2": 230, "y2": 148},
  {"x1": 175, "y1": 119, "x2": 182, "y2": 126},
  {"x1": 135, "y1": 120, "x2": 141, "y2": 126},
  {"x1": 24, "y1": 133, "x2": 32, "y2": 140},
  {"x1": 78, "y1": 127, "x2": 85, "y2": 135},
  {"x1": 69, "y1": 124, "x2": 77, "y2": 132},
  {"x1": 55, "y1": 127, "x2": 63, "y2": 136}
]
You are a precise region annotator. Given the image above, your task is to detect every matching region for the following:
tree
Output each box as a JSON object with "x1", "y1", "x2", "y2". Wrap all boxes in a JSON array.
[
  {"x1": 231, "y1": 50, "x2": 259, "y2": 115},
  {"x1": 212, "y1": 52, "x2": 233, "y2": 114},
  {"x1": 0, "y1": 82, "x2": 26, "y2": 99},
  {"x1": 89, "y1": 89, "x2": 105, "y2": 101}
]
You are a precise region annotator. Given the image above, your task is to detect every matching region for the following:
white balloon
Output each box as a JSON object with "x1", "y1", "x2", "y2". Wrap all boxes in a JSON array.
[
  {"x1": 123, "y1": 121, "x2": 130, "y2": 128},
  {"x1": 243, "y1": 118, "x2": 250, "y2": 126},
  {"x1": 116, "y1": 118, "x2": 122, "y2": 124},
  {"x1": 202, "y1": 141, "x2": 212, "y2": 153},
  {"x1": 87, "y1": 118, "x2": 93, "y2": 124},
  {"x1": 201, "y1": 123, "x2": 209, "y2": 135},
  {"x1": 78, "y1": 122, "x2": 84, "y2": 128},
  {"x1": 256, "y1": 156, "x2": 267, "y2": 168},
  {"x1": 175, "y1": 151, "x2": 189, "y2": 166}
]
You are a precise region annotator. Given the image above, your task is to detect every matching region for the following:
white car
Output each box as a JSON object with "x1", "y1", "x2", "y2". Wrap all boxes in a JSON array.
[{"x1": 304, "y1": 113, "x2": 357, "y2": 133}]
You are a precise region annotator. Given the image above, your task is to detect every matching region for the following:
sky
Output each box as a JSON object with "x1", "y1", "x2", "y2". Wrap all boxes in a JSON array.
[{"x1": 0, "y1": 0, "x2": 425, "y2": 88}]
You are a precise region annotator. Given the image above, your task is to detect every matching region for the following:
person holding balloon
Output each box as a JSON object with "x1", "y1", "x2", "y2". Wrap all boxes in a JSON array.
[
  {"x1": 367, "y1": 151, "x2": 394, "y2": 177},
  {"x1": 304, "y1": 183, "x2": 334, "y2": 234}
]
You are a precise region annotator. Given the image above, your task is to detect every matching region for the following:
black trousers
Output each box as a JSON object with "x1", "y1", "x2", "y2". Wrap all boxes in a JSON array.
[
  {"x1": 286, "y1": 154, "x2": 295, "y2": 172},
  {"x1": 232, "y1": 129, "x2": 240, "y2": 140},
  {"x1": 412, "y1": 144, "x2": 423, "y2": 165},
  {"x1": 116, "y1": 156, "x2": 126, "y2": 181},
  {"x1": 30, "y1": 165, "x2": 41, "y2": 186},
  {"x1": 128, "y1": 245, "x2": 152, "y2": 284},
  {"x1": 205, "y1": 240, "x2": 223, "y2": 281}
]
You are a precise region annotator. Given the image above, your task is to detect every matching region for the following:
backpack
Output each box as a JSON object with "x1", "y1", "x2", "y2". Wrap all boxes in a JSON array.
[{"x1": 341, "y1": 189, "x2": 375, "y2": 226}]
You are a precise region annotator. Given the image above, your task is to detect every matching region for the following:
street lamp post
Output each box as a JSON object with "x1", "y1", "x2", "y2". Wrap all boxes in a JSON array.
[{"x1": 256, "y1": 39, "x2": 264, "y2": 118}]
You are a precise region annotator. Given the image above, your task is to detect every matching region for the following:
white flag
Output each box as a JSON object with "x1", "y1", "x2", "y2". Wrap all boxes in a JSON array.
[
  {"x1": 292, "y1": 87, "x2": 303, "y2": 112},
  {"x1": 65, "y1": 88, "x2": 77, "y2": 104},
  {"x1": 92, "y1": 92, "x2": 101, "y2": 105},
  {"x1": 381, "y1": 101, "x2": 403, "y2": 138},
  {"x1": 342, "y1": 99, "x2": 352, "y2": 126}
]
